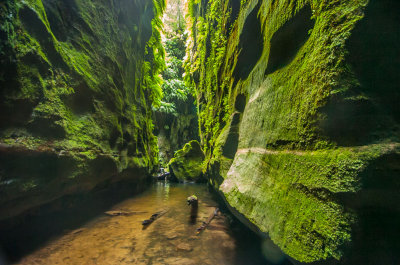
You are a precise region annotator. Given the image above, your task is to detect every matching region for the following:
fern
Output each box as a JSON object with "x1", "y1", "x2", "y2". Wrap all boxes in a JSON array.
[{"x1": 142, "y1": 0, "x2": 167, "y2": 108}]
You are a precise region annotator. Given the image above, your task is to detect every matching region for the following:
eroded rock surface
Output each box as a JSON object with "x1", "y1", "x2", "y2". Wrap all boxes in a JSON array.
[
  {"x1": 185, "y1": 0, "x2": 400, "y2": 263},
  {"x1": 0, "y1": 0, "x2": 163, "y2": 220}
]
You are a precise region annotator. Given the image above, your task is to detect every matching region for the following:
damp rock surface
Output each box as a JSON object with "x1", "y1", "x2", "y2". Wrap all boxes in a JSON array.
[
  {"x1": 185, "y1": 0, "x2": 400, "y2": 263},
  {"x1": 0, "y1": 0, "x2": 163, "y2": 221},
  {"x1": 168, "y1": 140, "x2": 205, "y2": 182}
]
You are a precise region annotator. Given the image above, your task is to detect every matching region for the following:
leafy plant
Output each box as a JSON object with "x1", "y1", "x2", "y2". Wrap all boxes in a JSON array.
[
  {"x1": 154, "y1": 0, "x2": 191, "y2": 116},
  {"x1": 143, "y1": 0, "x2": 167, "y2": 108}
]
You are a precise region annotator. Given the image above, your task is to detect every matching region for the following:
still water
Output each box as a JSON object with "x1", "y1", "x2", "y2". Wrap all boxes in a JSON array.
[{"x1": 17, "y1": 182, "x2": 290, "y2": 265}]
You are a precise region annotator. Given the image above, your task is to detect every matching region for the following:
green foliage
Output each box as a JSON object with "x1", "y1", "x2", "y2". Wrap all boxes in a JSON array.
[
  {"x1": 143, "y1": 0, "x2": 167, "y2": 108},
  {"x1": 163, "y1": 56, "x2": 184, "y2": 79},
  {"x1": 162, "y1": 79, "x2": 189, "y2": 102},
  {"x1": 184, "y1": 0, "x2": 232, "y2": 153},
  {"x1": 154, "y1": 1, "x2": 191, "y2": 116},
  {"x1": 156, "y1": 101, "x2": 176, "y2": 116},
  {"x1": 165, "y1": 35, "x2": 186, "y2": 59}
]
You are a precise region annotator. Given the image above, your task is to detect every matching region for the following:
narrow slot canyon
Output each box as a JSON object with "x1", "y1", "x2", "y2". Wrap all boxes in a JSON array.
[{"x1": 0, "y1": 0, "x2": 399, "y2": 265}]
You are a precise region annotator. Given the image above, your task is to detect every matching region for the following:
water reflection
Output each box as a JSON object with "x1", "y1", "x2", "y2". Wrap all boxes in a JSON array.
[
  {"x1": 155, "y1": 180, "x2": 170, "y2": 202},
  {"x1": 17, "y1": 183, "x2": 290, "y2": 265},
  {"x1": 188, "y1": 199, "x2": 198, "y2": 225}
]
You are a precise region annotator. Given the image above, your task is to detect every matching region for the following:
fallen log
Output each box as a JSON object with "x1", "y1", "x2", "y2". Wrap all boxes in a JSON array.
[
  {"x1": 142, "y1": 209, "x2": 169, "y2": 228},
  {"x1": 196, "y1": 208, "x2": 219, "y2": 234},
  {"x1": 104, "y1": 210, "x2": 147, "y2": 216}
]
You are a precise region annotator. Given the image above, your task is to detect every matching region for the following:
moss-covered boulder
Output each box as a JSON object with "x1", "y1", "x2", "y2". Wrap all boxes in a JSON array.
[
  {"x1": 185, "y1": 0, "x2": 400, "y2": 263},
  {"x1": 168, "y1": 140, "x2": 205, "y2": 182},
  {"x1": 0, "y1": 0, "x2": 164, "y2": 221}
]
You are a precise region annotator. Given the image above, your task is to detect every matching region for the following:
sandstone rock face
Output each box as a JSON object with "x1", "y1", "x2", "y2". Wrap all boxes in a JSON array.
[
  {"x1": 168, "y1": 140, "x2": 205, "y2": 182},
  {"x1": 0, "y1": 0, "x2": 163, "y2": 220},
  {"x1": 185, "y1": 0, "x2": 400, "y2": 263}
]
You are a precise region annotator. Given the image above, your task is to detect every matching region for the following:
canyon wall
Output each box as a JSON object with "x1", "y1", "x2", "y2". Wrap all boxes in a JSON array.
[
  {"x1": 185, "y1": 0, "x2": 400, "y2": 263},
  {"x1": 154, "y1": 0, "x2": 198, "y2": 165},
  {"x1": 0, "y1": 0, "x2": 164, "y2": 220}
]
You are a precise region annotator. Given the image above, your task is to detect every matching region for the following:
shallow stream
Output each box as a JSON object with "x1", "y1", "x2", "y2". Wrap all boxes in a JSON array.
[{"x1": 16, "y1": 182, "x2": 291, "y2": 265}]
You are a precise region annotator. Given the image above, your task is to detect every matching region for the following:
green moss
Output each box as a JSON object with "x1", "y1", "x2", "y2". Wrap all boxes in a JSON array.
[
  {"x1": 221, "y1": 144, "x2": 396, "y2": 262},
  {"x1": 185, "y1": 0, "x2": 400, "y2": 263},
  {"x1": 168, "y1": 140, "x2": 205, "y2": 182},
  {"x1": 0, "y1": 0, "x2": 164, "y2": 220},
  {"x1": 3, "y1": 0, "x2": 163, "y2": 163}
]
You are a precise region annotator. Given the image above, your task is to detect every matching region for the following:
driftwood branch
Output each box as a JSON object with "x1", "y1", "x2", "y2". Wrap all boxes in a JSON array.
[
  {"x1": 196, "y1": 208, "x2": 219, "y2": 234},
  {"x1": 104, "y1": 210, "x2": 147, "y2": 216},
  {"x1": 142, "y1": 209, "x2": 169, "y2": 228}
]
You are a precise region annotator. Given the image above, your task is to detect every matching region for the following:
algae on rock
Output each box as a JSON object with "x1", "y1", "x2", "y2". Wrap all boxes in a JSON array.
[
  {"x1": 168, "y1": 140, "x2": 205, "y2": 182},
  {"x1": 0, "y1": 0, "x2": 165, "y2": 220},
  {"x1": 184, "y1": 0, "x2": 400, "y2": 263}
]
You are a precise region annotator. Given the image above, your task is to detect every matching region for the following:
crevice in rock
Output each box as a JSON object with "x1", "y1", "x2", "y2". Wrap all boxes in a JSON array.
[
  {"x1": 336, "y1": 153, "x2": 400, "y2": 264},
  {"x1": 321, "y1": 0, "x2": 400, "y2": 146},
  {"x1": 42, "y1": 1, "x2": 69, "y2": 42},
  {"x1": 291, "y1": 183, "x2": 334, "y2": 203},
  {"x1": 102, "y1": 56, "x2": 124, "y2": 92},
  {"x1": 109, "y1": 128, "x2": 120, "y2": 149},
  {"x1": 234, "y1": 93, "x2": 246, "y2": 113},
  {"x1": 44, "y1": 0, "x2": 98, "y2": 43},
  {"x1": 233, "y1": 0, "x2": 263, "y2": 80},
  {"x1": 227, "y1": 0, "x2": 241, "y2": 30},
  {"x1": 346, "y1": 0, "x2": 400, "y2": 123},
  {"x1": 265, "y1": 5, "x2": 315, "y2": 75},
  {"x1": 19, "y1": 7, "x2": 68, "y2": 71},
  {"x1": 222, "y1": 112, "x2": 241, "y2": 159},
  {"x1": 319, "y1": 97, "x2": 379, "y2": 146},
  {"x1": 64, "y1": 82, "x2": 94, "y2": 115},
  {"x1": 28, "y1": 116, "x2": 67, "y2": 139}
]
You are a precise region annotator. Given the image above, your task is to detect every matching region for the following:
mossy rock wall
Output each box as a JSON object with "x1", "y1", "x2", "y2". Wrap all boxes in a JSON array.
[
  {"x1": 185, "y1": 0, "x2": 400, "y2": 263},
  {"x1": 168, "y1": 140, "x2": 205, "y2": 182},
  {"x1": 155, "y1": 99, "x2": 199, "y2": 165},
  {"x1": 0, "y1": 0, "x2": 163, "y2": 220}
]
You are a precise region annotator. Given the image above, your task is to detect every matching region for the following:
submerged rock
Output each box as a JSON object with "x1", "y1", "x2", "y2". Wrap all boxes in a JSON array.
[
  {"x1": 175, "y1": 242, "x2": 193, "y2": 252},
  {"x1": 164, "y1": 232, "x2": 179, "y2": 240},
  {"x1": 168, "y1": 141, "x2": 205, "y2": 182},
  {"x1": 163, "y1": 257, "x2": 196, "y2": 265}
]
